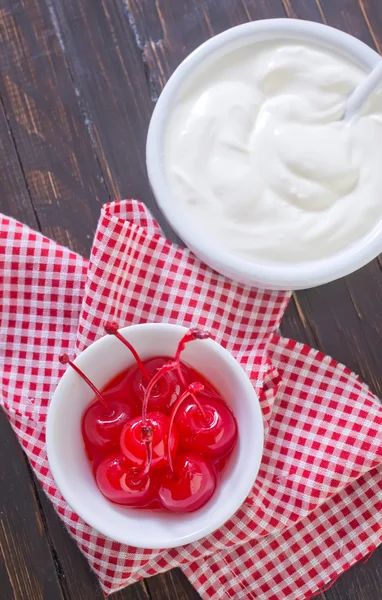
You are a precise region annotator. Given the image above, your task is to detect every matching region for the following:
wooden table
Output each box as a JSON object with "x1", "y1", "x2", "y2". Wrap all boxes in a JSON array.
[{"x1": 0, "y1": 1, "x2": 381, "y2": 599}]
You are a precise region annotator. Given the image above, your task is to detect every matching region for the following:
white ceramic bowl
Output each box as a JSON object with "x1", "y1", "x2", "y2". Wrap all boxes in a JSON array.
[
  {"x1": 146, "y1": 19, "x2": 382, "y2": 290},
  {"x1": 46, "y1": 324, "x2": 263, "y2": 548}
]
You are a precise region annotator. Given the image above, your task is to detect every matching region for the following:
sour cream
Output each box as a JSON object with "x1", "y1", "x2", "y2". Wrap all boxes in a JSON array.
[{"x1": 165, "y1": 42, "x2": 382, "y2": 263}]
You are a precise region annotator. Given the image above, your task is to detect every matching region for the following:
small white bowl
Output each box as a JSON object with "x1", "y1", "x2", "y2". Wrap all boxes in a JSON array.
[
  {"x1": 146, "y1": 19, "x2": 382, "y2": 290},
  {"x1": 46, "y1": 324, "x2": 263, "y2": 549}
]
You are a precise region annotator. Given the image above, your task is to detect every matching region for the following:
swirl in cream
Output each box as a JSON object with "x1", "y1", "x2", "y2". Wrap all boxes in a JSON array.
[{"x1": 165, "y1": 42, "x2": 382, "y2": 262}]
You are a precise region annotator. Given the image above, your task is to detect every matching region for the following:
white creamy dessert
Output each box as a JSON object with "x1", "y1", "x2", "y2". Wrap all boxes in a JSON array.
[{"x1": 165, "y1": 42, "x2": 382, "y2": 263}]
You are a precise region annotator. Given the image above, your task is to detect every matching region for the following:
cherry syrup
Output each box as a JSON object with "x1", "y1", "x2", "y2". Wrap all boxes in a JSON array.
[{"x1": 60, "y1": 326, "x2": 238, "y2": 513}]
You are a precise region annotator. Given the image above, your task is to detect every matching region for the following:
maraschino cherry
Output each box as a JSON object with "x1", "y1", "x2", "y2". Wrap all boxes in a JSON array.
[
  {"x1": 96, "y1": 407, "x2": 157, "y2": 506},
  {"x1": 158, "y1": 452, "x2": 216, "y2": 512},
  {"x1": 120, "y1": 411, "x2": 178, "y2": 469},
  {"x1": 125, "y1": 357, "x2": 182, "y2": 413},
  {"x1": 153, "y1": 382, "x2": 217, "y2": 512},
  {"x1": 174, "y1": 393, "x2": 237, "y2": 458},
  {"x1": 104, "y1": 322, "x2": 185, "y2": 413},
  {"x1": 96, "y1": 453, "x2": 155, "y2": 506},
  {"x1": 167, "y1": 353, "x2": 237, "y2": 459},
  {"x1": 117, "y1": 359, "x2": 179, "y2": 469},
  {"x1": 82, "y1": 398, "x2": 139, "y2": 452},
  {"x1": 59, "y1": 354, "x2": 138, "y2": 452}
]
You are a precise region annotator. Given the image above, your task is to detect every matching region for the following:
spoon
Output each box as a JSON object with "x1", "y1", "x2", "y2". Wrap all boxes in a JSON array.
[{"x1": 343, "y1": 60, "x2": 382, "y2": 121}]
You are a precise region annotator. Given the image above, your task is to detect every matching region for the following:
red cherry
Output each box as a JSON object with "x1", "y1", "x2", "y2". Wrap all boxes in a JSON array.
[
  {"x1": 82, "y1": 398, "x2": 139, "y2": 451},
  {"x1": 126, "y1": 357, "x2": 185, "y2": 413},
  {"x1": 120, "y1": 412, "x2": 178, "y2": 469},
  {"x1": 158, "y1": 452, "x2": 216, "y2": 512},
  {"x1": 175, "y1": 393, "x2": 237, "y2": 458},
  {"x1": 59, "y1": 354, "x2": 139, "y2": 453},
  {"x1": 104, "y1": 322, "x2": 194, "y2": 414},
  {"x1": 96, "y1": 453, "x2": 155, "y2": 506}
]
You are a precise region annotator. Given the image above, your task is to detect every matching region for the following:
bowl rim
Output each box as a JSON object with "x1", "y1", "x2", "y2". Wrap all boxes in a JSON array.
[
  {"x1": 46, "y1": 323, "x2": 264, "y2": 548},
  {"x1": 146, "y1": 18, "x2": 382, "y2": 290}
]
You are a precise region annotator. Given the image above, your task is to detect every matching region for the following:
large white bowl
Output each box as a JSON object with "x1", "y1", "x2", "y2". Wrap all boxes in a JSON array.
[
  {"x1": 46, "y1": 324, "x2": 263, "y2": 548},
  {"x1": 146, "y1": 19, "x2": 382, "y2": 290}
]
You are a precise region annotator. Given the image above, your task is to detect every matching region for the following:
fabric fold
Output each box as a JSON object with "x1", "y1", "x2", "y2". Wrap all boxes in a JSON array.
[{"x1": 0, "y1": 201, "x2": 381, "y2": 599}]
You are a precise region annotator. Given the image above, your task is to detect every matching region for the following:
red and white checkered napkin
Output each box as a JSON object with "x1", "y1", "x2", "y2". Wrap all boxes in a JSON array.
[{"x1": 1, "y1": 200, "x2": 381, "y2": 600}]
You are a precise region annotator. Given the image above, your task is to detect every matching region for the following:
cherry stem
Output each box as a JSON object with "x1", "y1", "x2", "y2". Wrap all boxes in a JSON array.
[
  {"x1": 174, "y1": 328, "x2": 210, "y2": 365},
  {"x1": 167, "y1": 382, "x2": 204, "y2": 474},
  {"x1": 59, "y1": 354, "x2": 109, "y2": 411},
  {"x1": 142, "y1": 361, "x2": 178, "y2": 423},
  {"x1": 104, "y1": 321, "x2": 149, "y2": 380},
  {"x1": 141, "y1": 440, "x2": 153, "y2": 478},
  {"x1": 140, "y1": 423, "x2": 153, "y2": 478},
  {"x1": 174, "y1": 328, "x2": 210, "y2": 421}
]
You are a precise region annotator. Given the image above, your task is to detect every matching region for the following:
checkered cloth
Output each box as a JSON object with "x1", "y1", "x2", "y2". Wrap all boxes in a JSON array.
[{"x1": 1, "y1": 200, "x2": 381, "y2": 599}]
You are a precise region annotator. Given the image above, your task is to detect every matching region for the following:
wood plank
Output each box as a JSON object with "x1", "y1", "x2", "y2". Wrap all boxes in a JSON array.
[
  {"x1": 292, "y1": 266, "x2": 382, "y2": 397},
  {"x1": 0, "y1": 0, "x2": 110, "y2": 255},
  {"x1": 113, "y1": 584, "x2": 151, "y2": 600},
  {"x1": 319, "y1": 0, "x2": 376, "y2": 45},
  {"x1": 281, "y1": 0, "x2": 325, "y2": 21},
  {"x1": 33, "y1": 488, "x2": 149, "y2": 600},
  {"x1": 146, "y1": 568, "x2": 201, "y2": 600},
  {"x1": 125, "y1": 0, "x2": 286, "y2": 99},
  {"x1": 46, "y1": 0, "x2": 169, "y2": 234},
  {"x1": 0, "y1": 98, "x2": 39, "y2": 228},
  {"x1": 357, "y1": 0, "x2": 382, "y2": 53},
  {"x1": 0, "y1": 413, "x2": 65, "y2": 600}
]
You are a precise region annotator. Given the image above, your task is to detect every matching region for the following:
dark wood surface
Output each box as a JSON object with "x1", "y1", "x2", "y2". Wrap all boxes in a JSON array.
[{"x1": 0, "y1": 1, "x2": 381, "y2": 599}]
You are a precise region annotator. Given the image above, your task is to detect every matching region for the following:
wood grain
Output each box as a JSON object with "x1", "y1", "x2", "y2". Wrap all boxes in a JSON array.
[
  {"x1": 0, "y1": 94, "x2": 38, "y2": 228},
  {"x1": 357, "y1": 0, "x2": 382, "y2": 53},
  {"x1": 125, "y1": 0, "x2": 286, "y2": 99},
  {"x1": 319, "y1": 0, "x2": 376, "y2": 44},
  {"x1": 31, "y1": 487, "x2": 150, "y2": 600},
  {"x1": 0, "y1": 414, "x2": 65, "y2": 600},
  {"x1": 0, "y1": 0, "x2": 109, "y2": 255},
  {"x1": 146, "y1": 568, "x2": 201, "y2": 600},
  {"x1": 45, "y1": 0, "x2": 170, "y2": 235},
  {"x1": 281, "y1": 0, "x2": 324, "y2": 20}
]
